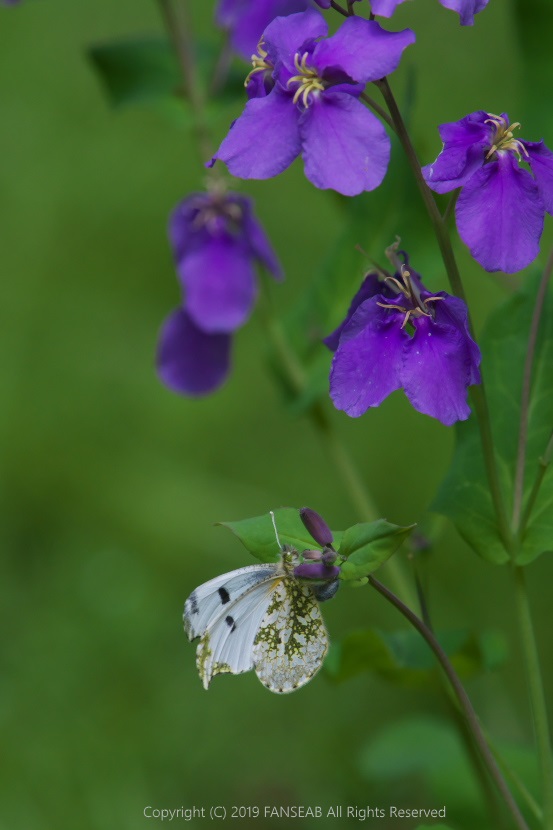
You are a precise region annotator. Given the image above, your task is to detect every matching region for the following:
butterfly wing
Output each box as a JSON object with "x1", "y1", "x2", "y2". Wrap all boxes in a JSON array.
[
  {"x1": 184, "y1": 564, "x2": 280, "y2": 689},
  {"x1": 252, "y1": 576, "x2": 329, "y2": 694},
  {"x1": 184, "y1": 564, "x2": 277, "y2": 639}
]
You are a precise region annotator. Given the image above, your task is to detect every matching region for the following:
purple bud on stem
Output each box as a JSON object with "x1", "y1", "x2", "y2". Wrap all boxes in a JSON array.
[
  {"x1": 322, "y1": 548, "x2": 338, "y2": 565},
  {"x1": 300, "y1": 507, "x2": 333, "y2": 547},
  {"x1": 302, "y1": 549, "x2": 324, "y2": 561},
  {"x1": 294, "y1": 563, "x2": 340, "y2": 582}
]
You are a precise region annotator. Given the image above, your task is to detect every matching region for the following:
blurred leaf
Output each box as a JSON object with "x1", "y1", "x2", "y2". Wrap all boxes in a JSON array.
[
  {"x1": 272, "y1": 116, "x2": 438, "y2": 411},
  {"x1": 415, "y1": 826, "x2": 452, "y2": 829},
  {"x1": 513, "y1": 0, "x2": 553, "y2": 132},
  {"x1": 360, "y1": 717, "x2": 540, "y2": 821},
  {"x1": 339, "y1": 520, "x2": 414, "y2": 580},
  {"x1": 217, "y1": 507, "x2": 343, "y2": 564},
  {"x1": 286, "y1": 352, "x2": 332, "y2": 416},
  {"x1": 326, "y1": 627, "x2": 506, "y2": 686},
  {"x1": 88, "y1": 38, "x2": 181, "y2": 108},
  {"x1": 358, "y1": 716, "x2": 482, "y2": 818},
  {"x1": 359, "y1": 715, "x2": 461, "y2": 780},
  {"x1": 88, "y1": 37, "x2": 244, "y2": 127},
  {"x1": 434, "y1": 273, "x2": 553, "y2": 565}
]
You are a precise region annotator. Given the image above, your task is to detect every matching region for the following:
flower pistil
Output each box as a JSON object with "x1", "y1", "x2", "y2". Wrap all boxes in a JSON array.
[{"x1": 376, "y1": 265, "x2": 443, "y2": 329}]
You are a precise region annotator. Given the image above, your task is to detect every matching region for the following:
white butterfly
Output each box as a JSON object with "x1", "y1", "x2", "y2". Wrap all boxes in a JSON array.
[{"x1": 183, "y1": 545, "x2": 331, "y2": 694}]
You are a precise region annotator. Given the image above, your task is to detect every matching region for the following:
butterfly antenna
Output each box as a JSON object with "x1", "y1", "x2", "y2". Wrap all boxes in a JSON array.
[{"x1": 270, "y1": 510, "x2": 283, "y2": 551}]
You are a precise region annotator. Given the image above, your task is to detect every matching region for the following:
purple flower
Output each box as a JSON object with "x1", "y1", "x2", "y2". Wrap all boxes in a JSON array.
[
  {"x1": 157, "y1": 310, "x2": 233, "y2": 397},
  {"x1": 437, "y1": 0, "x2": 490, "y2": 25},
  {"x1": 423, "y1": 111, "x2": 553, "y2": 272},
  {"x1": 157, "y1": 191, "x2": 281, "y2": 397},
  {"x1": 369, "y1": 0, "x2": 489, "y2": 25},
  {"x1": 216, "y1": 0, "x2": 318, "y2": 60},
  {"x1": 326, "y1": 256, "x2": 481, "y2": 426},
  {"x1": 212, "y1": 10, "x2": 415, "y2": 196}
]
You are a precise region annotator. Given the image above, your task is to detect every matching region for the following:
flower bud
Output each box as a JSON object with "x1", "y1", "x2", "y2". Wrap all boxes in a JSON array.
[
  {"x1": 300, "y1": 507, "x2": 333, "y2": 547},
  {"x1": 313, "y1": 580, "x2": 340, "y2": 602},
  {"x1": 302, "y1": 549, "x2": 323, "y2": 561},
  {"x1": 322, "y1": 548, "x2": 338, "y2": 565},
  {"x1": 294, "y1": 563, "x2": 340, "y2": 582}
]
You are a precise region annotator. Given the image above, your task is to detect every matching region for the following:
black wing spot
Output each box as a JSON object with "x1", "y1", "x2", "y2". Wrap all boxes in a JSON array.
[
  {"x1": 218, "y1": 587, "x2": 230, "y2": 604},
  {"x1": 189, "y1": 592, "x2": 199, "y2": 614},
  {"x1": 225, "y1": 615, "x2": 237, "y2": 632}
]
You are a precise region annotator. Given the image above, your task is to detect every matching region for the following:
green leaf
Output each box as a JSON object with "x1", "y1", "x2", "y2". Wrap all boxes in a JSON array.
[
  {"x1": 434, "y1": 274, "x2": 553, "y2": 565},
  {"x1": 325, "y1": 627, "x2": 506, "y2": 686},
  {"x1": 339, "y1": 520, "x2": 414, "y2": 580},
  {"x1": 217, "y1": 507, "x2": 343, "y2": 564},
  {"x1": 88, "y1": 38, "x2": 181, "y2": 109}
]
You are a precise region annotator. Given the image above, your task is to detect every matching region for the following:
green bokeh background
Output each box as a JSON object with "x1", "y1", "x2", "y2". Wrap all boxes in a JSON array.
[{"x1": 1, "y1": 1, "x2": 553, "y2": 828}]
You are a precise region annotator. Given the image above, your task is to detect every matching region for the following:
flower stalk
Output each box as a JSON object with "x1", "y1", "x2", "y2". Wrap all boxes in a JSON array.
[
  {"x1": 369, "y1": 574, "x2": 530, "y2": 830},
  {"x1": 512, "y1": 248, "x2": 553, "y2": 538},
  {"x1": 157, "y1": 0, "x2": 215, "y2": 165},
  {"x1": 513, "y1": 566, "x2": 553, "y2": 829},
  {"x1": 375, "y1": 76, "x2": 514, "y2": 556},
  {"x1": 258, "y1": 292, "x2": 417, "y2": 606}
]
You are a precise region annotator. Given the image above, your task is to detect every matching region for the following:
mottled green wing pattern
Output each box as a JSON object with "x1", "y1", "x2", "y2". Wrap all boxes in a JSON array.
[{"x1": 252, "y1": 577, "x2": 329, "y2": 693}]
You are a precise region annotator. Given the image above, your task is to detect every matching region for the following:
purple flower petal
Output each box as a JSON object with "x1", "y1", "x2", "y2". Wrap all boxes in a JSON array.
[
  {"x1": 370, "y1": 0, "x2": 409, "y2": 15},
  {"x1": 313, "y1": 18, "x2": 415, "y2": 84},
  {"x1": 169, "y1": 194, "x2": 210, "y2": 263},
  {"x1": 238, "y1": 197, "x2": 283, "y2": 279},
  {"x1": 432, "y1": 293, "x2": 481, "y2": 385},
  {"x1": 439, "y1": 0, "x2": 490, "y2": 26},
  {"x1": 264, "y1": 8, "x2": 328, "y2": 73},
  {"x1": 400, "y1": 313, "x2": 474, "y2": 425},
  {"x1": 216, "y1": 0, "x2": 313, "y2": 60},
  {"x1": 423, "y1": 111, "x2": 491, "y2": 194},
  {"x1": 524, "y1": 140, "x2": 553, "y2": 215},
  {"x1": 329, "y1": 300, "x2": 405, "y2": 417},
  {"x1": 157, "y1": 309, "x2": 232, "y2": 397},
  {"x1": 215, "y1": 88, "x2": 301, "y2": 180},
  {"x1": 324, "y1": 272, "x2": 382, "y2": 351},
  {"x1": 456, "y1": 153, "x2": 544, "y2": 273},
  {"x1": 300, "y1": 92, "x2": 390, "y2": 195},
  {"x1": 180, "y1": 234, "x2": 257, "y2": 333}
]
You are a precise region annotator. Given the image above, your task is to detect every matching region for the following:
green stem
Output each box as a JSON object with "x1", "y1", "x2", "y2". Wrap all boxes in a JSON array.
[
  {"x1": 513, "y1": 249, "x2": 553, "y2": 537},
  {"x1": 375, "y1": 76, "x2": 513, "y2": 555},
  {"x1": 486, "y1": 731, "x2": 544, "y2": 823},
  {"x1": 157, "y1": 0, "x2": 215, "y2": 163},
  {"x1": 369, "y1": 575, "x2": 530, "y2": 830},
  {"x1": 442, "y1": 189, "x2": 459, "y2": 224},
  {"x1": 330, "y1": 0, "x2": 349, "y2": 17},
  {"x1": 360, "y1": 91, "x2": 395, "y2": 131},
  {"x1": 520, "y1": 431, "x2": 553, "y2": 534},
  {"x1": 260, "y1": 296, "x2": 416, "y2": 605},
  {"x1": 513, "y1": 566, "x2": 553, "y2": 828}
]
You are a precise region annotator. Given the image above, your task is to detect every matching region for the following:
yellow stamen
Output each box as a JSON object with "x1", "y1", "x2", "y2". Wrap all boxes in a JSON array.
[
  {"x1": 244, "y1": 38, "x2": 273, "y2": 88},
  {"x1": 287, "y1": 51, "x2": 325, "y2": 108},
  {"x1": 485, "y1": 113, "x2": 529, "y2": 162}
]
